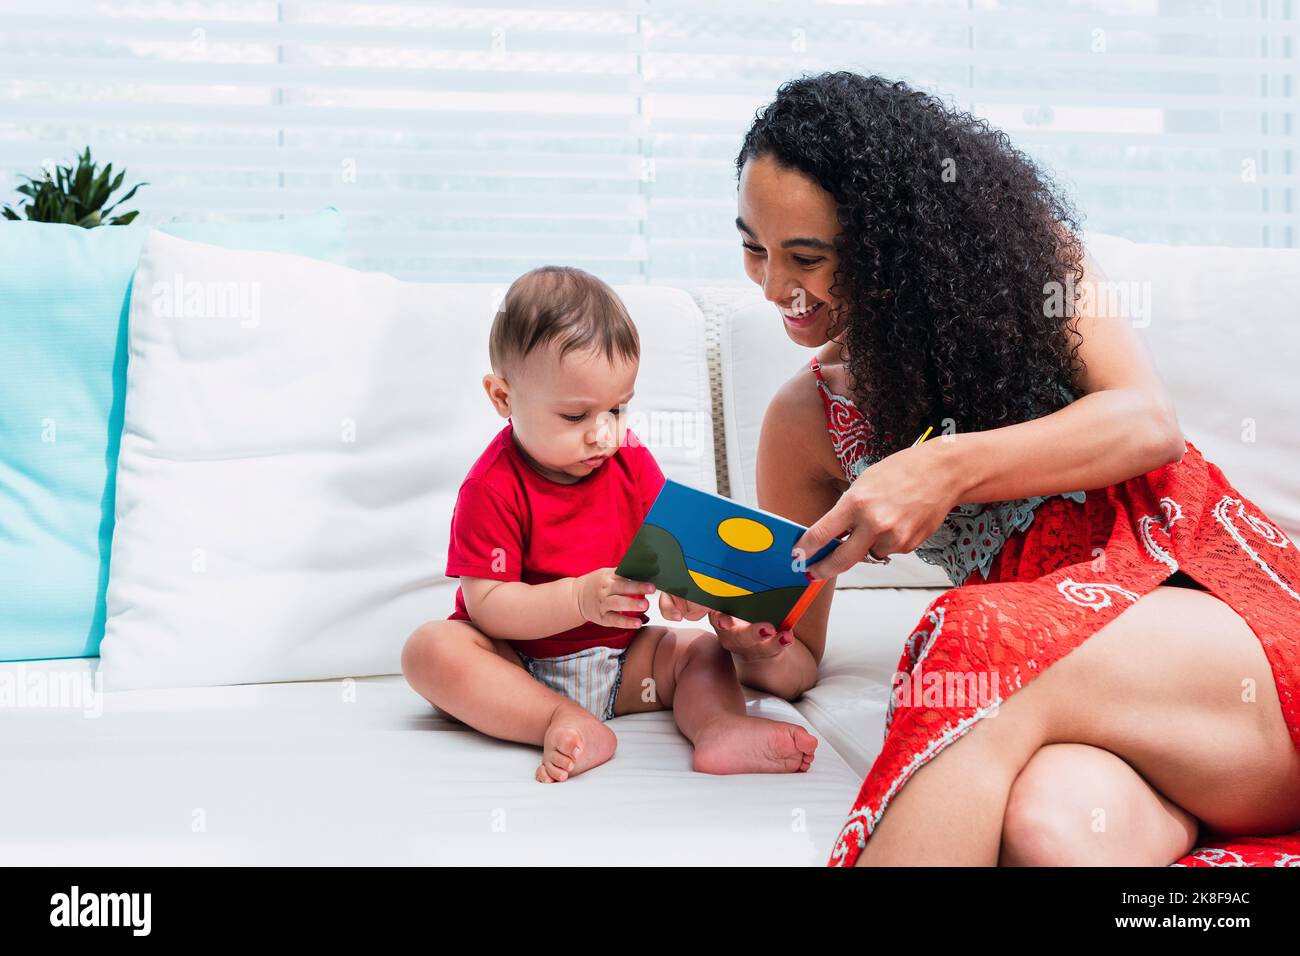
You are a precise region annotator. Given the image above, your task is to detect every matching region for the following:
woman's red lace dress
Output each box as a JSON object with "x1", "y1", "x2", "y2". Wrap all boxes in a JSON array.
[{"x1": 809, "y1": 358, "x2": 1300, "y2": 868}]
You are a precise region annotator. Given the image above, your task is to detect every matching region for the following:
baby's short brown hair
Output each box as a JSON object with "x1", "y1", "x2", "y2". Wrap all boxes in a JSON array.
[{"x1": 489, "y1": 266, "x2": 639, "y2": 376}]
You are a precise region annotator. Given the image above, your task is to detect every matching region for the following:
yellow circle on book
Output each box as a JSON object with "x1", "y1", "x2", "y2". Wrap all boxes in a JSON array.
[{"x1": 717, "y1": 517, "x2": 774, "y2": 553}]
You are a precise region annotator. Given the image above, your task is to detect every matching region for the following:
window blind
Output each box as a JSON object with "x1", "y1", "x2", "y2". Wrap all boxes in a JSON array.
[{"x1": 1, "y1": 0, "x2": 1294, "y2": 285}]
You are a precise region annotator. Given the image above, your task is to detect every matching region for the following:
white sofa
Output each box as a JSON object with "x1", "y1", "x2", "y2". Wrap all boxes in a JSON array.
[{"x1": 3, "y1": 231, "x2": 1296, "y2": 865}]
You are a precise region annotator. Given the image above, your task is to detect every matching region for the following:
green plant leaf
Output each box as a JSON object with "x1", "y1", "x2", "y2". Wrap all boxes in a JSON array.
[
  {"x1": 100, "y1": 181, "x2": 148, "y2": 217},
  {"x1": 3, "y1": 146, "x2": 147, "y2": 228},
  {"x1": 88, "y1": 165, "x2": 112, "y2": 209}
]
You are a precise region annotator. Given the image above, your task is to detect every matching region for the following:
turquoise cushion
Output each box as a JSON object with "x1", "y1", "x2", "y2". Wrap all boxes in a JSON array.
[{"x1": 0, "y1": 209, "x2": 347, "y2": 661}]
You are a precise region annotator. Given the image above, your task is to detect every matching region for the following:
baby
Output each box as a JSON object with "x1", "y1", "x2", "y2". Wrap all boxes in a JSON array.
[{"x1": 402, "y1": 265, "x2": 818, "y2": 782}]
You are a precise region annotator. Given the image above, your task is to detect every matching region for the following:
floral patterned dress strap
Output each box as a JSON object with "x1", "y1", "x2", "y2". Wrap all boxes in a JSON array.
[
  {"x1": 809, "y1": 355, "x2": 870, "y2": 483},
  {"x1": 809, "y1": 356, "x2": 833, "y2": 407}
]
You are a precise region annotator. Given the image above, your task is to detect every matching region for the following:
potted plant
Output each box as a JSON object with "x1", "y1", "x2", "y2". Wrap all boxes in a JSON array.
[{"x1": 2, "y1": 146, "x2": 147, "y2": 227}]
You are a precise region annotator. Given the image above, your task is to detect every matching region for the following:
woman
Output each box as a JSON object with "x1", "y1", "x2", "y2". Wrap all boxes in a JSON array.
[{"x1": 661, "y1": 72, "x2": 1300, "y2": 866}]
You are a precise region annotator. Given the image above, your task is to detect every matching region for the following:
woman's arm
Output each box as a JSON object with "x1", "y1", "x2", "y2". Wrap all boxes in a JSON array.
[
  {"x1": 794, "y1": 245, "x2": 1187, "y2": 579},
  {"x1": 936, "y1": 250, "x2": 1185, "y2": 505},
  {"x1": 734, "y1": 368, "x2": 846, "y2": 698},
  {"x1": 660, "y1": 367, "x2": 839, "y2": 698}
]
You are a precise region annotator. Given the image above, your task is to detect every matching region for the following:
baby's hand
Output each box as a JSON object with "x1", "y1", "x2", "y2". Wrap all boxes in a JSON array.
[
  {"x1": 658, "y1": 592, "x2": 711, "y2": 622},
  {"x1": 575, "y1": 569, "x2": 654, "y2": 629}
]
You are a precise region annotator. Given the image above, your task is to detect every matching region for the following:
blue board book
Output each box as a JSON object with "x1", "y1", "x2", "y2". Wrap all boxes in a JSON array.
[{"x1": 615, "y1": 479, "x2": 839, "y2": 631}]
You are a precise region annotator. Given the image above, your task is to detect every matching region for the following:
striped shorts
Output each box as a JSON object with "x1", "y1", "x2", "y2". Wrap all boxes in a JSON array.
[{"x1": 515, "y1": 644, "x2": 627, "y2": 723}]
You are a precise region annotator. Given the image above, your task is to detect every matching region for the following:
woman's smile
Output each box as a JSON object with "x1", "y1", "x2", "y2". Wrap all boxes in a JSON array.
[{"x1": 780, "y1": 299, "x2": 827, "y2": 329}]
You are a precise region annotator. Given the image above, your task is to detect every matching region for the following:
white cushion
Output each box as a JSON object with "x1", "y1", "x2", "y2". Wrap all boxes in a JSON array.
[
  {"x1": 0, "y1": 658, "x2": 861, "y2": 865},
  {"x1": 101, "y1": 232, "x2": 714, "y2": 690},
  {"x1": 717, "y1": 287, "x2": 951, "y2": 588},
  {"x1": 1081, "y1": 230, "x2": 1300, "y2": 541}
]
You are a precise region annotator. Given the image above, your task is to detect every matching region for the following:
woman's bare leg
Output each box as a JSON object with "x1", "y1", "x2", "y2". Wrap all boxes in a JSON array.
[
  {"x1": 1000, "y1": 743, "x2": 1200, "y2": 865},
  {"x1": 856, "y1": 585, "x2": 1300, "y2": 865}
]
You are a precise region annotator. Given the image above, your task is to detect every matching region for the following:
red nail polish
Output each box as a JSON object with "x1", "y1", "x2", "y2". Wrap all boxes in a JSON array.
[
  {"x1": 779, "y1": 634, "x2": 793, "y2": 646},
  {"x1": 758, "y1": 625, "x2": 774, "y2": 638}
]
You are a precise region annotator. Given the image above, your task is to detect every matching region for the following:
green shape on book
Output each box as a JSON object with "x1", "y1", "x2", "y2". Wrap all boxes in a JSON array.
[{"x1": 617, "y1": 522, "x2": 809, "y2": 624}]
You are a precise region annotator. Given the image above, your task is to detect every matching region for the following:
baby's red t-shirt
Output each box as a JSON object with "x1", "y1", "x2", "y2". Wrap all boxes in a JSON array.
[{"x1": 445, "y1": 420, "x2": 666, "y2": 659}]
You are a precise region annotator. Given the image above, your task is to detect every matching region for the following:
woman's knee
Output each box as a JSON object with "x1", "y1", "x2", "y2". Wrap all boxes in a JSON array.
[
  {"x1": 1000, "y1": 743, "x2": 1197, "y2": 866},
  {"x1": 1000, "y1": 778, "x2": 1099, "y2": 865}
]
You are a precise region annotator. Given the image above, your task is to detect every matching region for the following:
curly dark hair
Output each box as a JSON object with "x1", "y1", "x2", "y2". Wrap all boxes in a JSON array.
[{"x1": 736, "y1": 71, "x2": 1088, "y2": 463}]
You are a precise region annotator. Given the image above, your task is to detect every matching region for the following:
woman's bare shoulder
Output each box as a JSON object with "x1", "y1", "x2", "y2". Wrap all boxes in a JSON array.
[
  {"x1": 761, "y1": 365, "x2": 845, "y2": 488},
  {"x1": 766, "y1": 364, "x2": 824, "y2": 432}
]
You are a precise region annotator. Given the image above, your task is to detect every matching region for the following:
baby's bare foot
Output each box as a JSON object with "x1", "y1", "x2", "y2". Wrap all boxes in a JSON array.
[
  {"x1": 535, "y1": 703, "x2": 617, "y2": 783},
  {"x1": 691, "y1": 715, "x2": 818, "y2": 775}
]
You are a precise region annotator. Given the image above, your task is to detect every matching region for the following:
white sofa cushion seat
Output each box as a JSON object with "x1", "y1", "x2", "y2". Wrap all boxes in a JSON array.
[{"x1": 0, "y1": 657, "x2": 863, "y2": 865}]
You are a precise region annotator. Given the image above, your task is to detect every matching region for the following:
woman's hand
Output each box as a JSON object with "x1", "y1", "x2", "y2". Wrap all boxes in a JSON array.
[
  {"x1": 792, "y1": 440, "x2": 960, "y2": 579},
  {"x1": 659, "y1": 593, "x2": 793, "y2": 661},
  {"x1": 707, "y1": 611, "x2": 794, "y2": 662}
]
